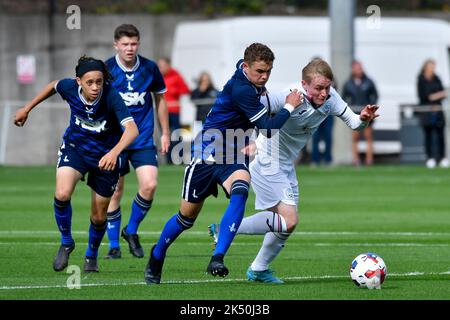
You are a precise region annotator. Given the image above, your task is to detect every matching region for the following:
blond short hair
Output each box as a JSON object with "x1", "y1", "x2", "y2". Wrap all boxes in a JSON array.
[{"x1": 302, "y1": 58, "x2": 334, "y2": 84}]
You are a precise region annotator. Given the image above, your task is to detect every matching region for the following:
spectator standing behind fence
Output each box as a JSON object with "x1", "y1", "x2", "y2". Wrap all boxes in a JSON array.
[
  {"x1": 157, "y1": 57, "x2": 191, "y2": 164},
  {"x1": 417, "y1": 59, "x2": 449, "y2": 169},
  {"x1": 191, "y1": 72, "x2": 218, "y2": 123},
  {"x1": 342, "y1": 60, "x2": 378, "y2": 166}
]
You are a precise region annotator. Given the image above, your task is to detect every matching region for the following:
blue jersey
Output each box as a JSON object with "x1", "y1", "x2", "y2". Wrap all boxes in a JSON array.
[
  {"x1": 55, "y1": 78, "x2": 134, "y2": 157},
  {"x1": 192, "y1": 60, "x2": 291, "y2": 163},
  {"x1": 105, "y1": 54, "x2": 166, "y2": 150}
]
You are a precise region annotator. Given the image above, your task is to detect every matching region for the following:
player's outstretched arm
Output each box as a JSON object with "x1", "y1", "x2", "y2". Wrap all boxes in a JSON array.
[
  {"x1": 154, "y1": 93, "x2": 170, "y2": 154},
  {"x1": 98, "y1": 120, "x2": 139, "y2": 171},
  {"x1": 338, "y1": 104, "x2": 379, "y2": 131},
  {"x1": 14, "y1": 80, "x2": 58, "y2": 127}
]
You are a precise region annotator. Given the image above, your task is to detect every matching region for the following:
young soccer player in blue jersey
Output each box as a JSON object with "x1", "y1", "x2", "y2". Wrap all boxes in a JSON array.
[
  {"x1": 208, "y1": 58, "x2": 379, "y2": 283},
  {"x1": 144, "y1": 43, "x2": 304, "y2": 284},
  {"x1": 103, "y1": 24, "x2": 170, "y2": 259},
  {"x1": 14, "y1": 56, "x2": 139, "y2": 273}
]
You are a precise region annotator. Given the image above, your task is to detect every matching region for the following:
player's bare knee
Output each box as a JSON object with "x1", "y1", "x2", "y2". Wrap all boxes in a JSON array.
[
  {"x1": 91, "y1": 201, "x2": 108, "y2": 223},
  {"x1": 54, "y1": 190, "x2": 72, "y2": 202},
  {"x1": 90, "y1": 213, "x2": 106, "y2": 225},
  {"x1": 139, "y1": 182, "x2": 157, "y2": 199},
  {"x1": 286, "y1": 223, "x2": 297, "y2": 233},
  {"x1": 285, "y1": 216, "x2": 298, "y2": 233},
  {"x1": 278, "y1": 206, "x2": 298, "y2": 230}
]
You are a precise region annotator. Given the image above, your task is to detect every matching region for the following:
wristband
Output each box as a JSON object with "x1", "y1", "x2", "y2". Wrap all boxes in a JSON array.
[{"x1": 284, "y1": 103, "x2": 295, "y2": 113}]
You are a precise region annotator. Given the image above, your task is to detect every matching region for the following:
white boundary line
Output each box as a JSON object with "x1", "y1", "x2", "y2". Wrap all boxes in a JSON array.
[
  {"x1": 1, "y1": 230, "x2": 449, "y2": 237},
  {"x1": 0, "y1": 241, "x2": 449, "y2": 247},
  {"x1": 0, "y1": 271, "x2": 449, "y2": 290}
]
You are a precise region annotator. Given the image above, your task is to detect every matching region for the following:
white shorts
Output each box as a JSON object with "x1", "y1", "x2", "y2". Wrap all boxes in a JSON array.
[{"x1": 249, "y1": 157, "x2": 299, "y2": 210}]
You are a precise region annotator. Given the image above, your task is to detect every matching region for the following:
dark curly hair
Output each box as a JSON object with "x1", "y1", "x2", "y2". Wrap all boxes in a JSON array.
[{"x1": 75, "y1": 55, "x2": 113, "y2": 81}]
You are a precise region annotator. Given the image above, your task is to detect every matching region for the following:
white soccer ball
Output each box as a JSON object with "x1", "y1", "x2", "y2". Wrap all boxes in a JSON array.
[{"x1": 350, "y1": 252, "x2": 387, "y2": 289}]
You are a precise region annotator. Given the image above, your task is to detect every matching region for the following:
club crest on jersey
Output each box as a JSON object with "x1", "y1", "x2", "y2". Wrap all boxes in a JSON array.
[
  {"x1": 126, "y1": 74, "x2": 134, "y2": 91},
  {"x1": 119, "y1": 92, "x2": 146, "y2": 106},
  {"x1": 84, "y1": 106, "x2": 94, "y2": 120}
]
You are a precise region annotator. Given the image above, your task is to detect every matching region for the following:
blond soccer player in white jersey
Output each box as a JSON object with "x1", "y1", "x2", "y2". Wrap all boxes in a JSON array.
[{"x1": 208, "y1": 58, "x2": 379, "y2": 283}]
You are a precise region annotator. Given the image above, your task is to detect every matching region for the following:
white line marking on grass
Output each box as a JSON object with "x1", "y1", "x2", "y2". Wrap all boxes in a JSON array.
[
  {"x1": 0, "y1": 241, "x2": 449, "y2": 247},
  {"x1": 311, "y1": 243, "x2": 450, "y2": 247},
  {"x1": 0, "y1": 242, "x2": 72, "y2": 246},
  {"x1": 296, "y1": 231, "x2": 450, "y2": 236},
  {"x1": 0, "y1": 271, "x2": 448, "y2": 290},
  {"x1": 1, "y1": 230, "x2": 450, "y2": 237}
]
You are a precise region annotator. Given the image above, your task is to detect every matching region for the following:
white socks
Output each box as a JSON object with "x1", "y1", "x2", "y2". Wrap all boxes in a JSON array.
[
  {"x1": 237, "y1": 211, "x2": 291, "y2": 271},
  {"x1": 250, "y1": 232, "x2": 291, "y2": 271},
  {"x1": 237, "y1": 211, "x2": 287, "y2": 234}
]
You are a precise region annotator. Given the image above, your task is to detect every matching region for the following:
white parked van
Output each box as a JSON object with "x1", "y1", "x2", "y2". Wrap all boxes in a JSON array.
[{"x1": 172, "y1": 17, "x2": 450, "y2": 155}]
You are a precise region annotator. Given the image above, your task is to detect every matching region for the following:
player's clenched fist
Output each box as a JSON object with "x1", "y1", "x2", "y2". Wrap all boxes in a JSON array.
[
  {"x1": 285, "y1": 89, "x2": 304, "y2": 109},
  {"x1": 14, "y1": 107, "x2": 30, "y2": 127}
]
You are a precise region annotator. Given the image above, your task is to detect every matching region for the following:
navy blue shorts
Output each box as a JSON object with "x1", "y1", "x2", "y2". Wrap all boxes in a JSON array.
[
  {"x1": 181, "y1": 158, "x2": 250, "y2": 203},
  {"x1": 57, "y1": 141, "x2": 121, "y2": 198},
  {"x1": 119, "y1": 146, "x2": 158, "y2": 176}
]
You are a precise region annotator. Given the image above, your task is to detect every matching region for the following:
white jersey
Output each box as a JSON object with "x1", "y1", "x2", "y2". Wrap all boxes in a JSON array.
[{"x1": 255, "y1": 86, "x2": 367, "y2": 173}]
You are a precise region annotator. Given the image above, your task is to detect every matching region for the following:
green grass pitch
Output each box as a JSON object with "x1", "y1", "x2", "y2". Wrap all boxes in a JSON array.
[{"x1": 0, "y1": 165, "x2": 449, "y2": 300}]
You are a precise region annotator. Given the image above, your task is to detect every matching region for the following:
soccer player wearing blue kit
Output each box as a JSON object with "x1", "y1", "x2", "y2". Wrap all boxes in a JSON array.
[
  {"x1": 144, "y1": 43, "x2": 303, "y2": 284},
  {"x1": 208, "y1": 58, "x2": 379, "y2": 283},
  {"x1": 14, "y1": 56, "x2": 139, "y2": 273},
  {"x1": 104, "y1": 24, "x2": 170, "y2": 259}
]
